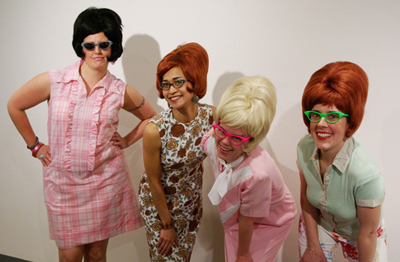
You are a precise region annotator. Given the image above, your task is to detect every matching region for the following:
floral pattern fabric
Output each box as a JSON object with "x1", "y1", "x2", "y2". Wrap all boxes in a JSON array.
[
  {"x1": 298, "y1": 214, "x2": 388, "y2": 261},
  {"x1": 139, "y1": 104, "x2": 213, "y2": 261}
]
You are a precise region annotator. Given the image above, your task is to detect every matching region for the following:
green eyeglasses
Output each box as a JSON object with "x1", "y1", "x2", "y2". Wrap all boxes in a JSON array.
[{"x1": 304, "y1": 111, "x2": 349, "y2": 124}]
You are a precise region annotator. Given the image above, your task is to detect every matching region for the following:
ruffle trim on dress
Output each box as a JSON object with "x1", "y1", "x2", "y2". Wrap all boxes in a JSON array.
[{"x1": 63, "y1": 76, "x2": 79, "y2": 172}]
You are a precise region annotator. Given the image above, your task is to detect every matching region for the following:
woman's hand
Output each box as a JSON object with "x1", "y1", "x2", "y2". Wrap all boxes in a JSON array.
[
  {"x1": 299, "y1": 170, "x2": 327, "y2": 262},
  {"x1": 111, "y1": 131, "x2": 128, "y2": 149},
  {"x1": 37, "y1": 145, "x2": 51, "y2": 167},
  {"x1": 300, "y1": 248, "x2": 327, "y2": 262},
  {"x1": 157, "y1": 228, "x2": 179, "y2": 256}
]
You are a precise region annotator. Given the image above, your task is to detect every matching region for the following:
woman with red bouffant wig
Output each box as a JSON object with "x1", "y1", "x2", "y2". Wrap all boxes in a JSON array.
[
  {"x1": 138, "y1": 43, "x2": 215, "y2": 261},
  {"x1": 297, "y1": 61, "x2": 387, "y2": 262},
  {"x1": 155, "y1": 43, "x2": 209, "y2": 100}
]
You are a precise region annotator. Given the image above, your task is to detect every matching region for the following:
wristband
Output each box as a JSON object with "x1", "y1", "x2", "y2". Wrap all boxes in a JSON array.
[
  {"x1": 31, "y1": 142, "x2": 44, "y2": 158},
  {"x1": 27, "y1": 136, "x2": 39, "y2": 150},
  {"x1": 307, "y1": 247, "x2": 316, "y2": 251},
  {"x1": 161, "y1": 220, "x2": 174, "y2": 230}
]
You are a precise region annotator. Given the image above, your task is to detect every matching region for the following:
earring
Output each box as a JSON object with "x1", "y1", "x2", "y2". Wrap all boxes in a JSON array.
[
  {"x1": 168, "y1": 103, "x2": 172, "y2": 109},
  {"x1": 191, "y1": 95, "x2": 199, "y2": 103}
]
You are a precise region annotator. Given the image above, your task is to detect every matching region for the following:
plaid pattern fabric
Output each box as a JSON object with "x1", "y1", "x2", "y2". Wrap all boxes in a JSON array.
[{"x1": 44, "y1": 61, "x2": 142, "y2": 248}]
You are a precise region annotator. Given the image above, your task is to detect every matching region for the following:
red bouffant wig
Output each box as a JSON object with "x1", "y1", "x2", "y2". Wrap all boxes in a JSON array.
[
  {"x1": 156, "y1": 42, "x2": 209, "y2": 99},
  {"x1": 302, "y1": 61, "x2": 369, "y2": 138}
]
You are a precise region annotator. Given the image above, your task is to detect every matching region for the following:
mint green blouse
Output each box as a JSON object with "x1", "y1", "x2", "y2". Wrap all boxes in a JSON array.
[{"x1": 297, "y1": 134, "x2": 385, "y2": 240}]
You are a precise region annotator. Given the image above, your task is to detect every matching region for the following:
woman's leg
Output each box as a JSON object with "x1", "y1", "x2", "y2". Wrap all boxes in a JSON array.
[
  {"x1": 58, "y1": 245, "x2": 84, "y2": 262},
  {"x1": 83, "y1": 239, "x2": 109, "y2": 262}
]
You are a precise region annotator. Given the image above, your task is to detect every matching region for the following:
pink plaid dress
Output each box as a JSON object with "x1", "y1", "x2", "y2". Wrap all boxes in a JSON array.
[{"x1": 44, "y1": 60, "x2": 142, "y2": 248}]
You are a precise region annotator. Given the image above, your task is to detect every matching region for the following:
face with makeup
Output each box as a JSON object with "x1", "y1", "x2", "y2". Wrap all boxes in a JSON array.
[
  {"x1": 309, "y1": 104, "x2": 349, "y2": 157},
  {"x1": 161, "y1": 67, "x2": 195, "y2": 110},
  {"x1": 81, "y1": 32, "x2": 112, "y2": 72},
  {"x1": 214, "y1": 122, "x2": 251, "y2": 163}
]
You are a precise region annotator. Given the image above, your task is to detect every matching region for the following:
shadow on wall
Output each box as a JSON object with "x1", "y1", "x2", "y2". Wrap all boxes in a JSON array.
[
  {"x1": 122, "y1": 34, "x2": 164, "y2": 113},
  {"x1": 212, "y1": 72, "x2": 245, "y2": 106},
  {"x1": 195, "y1": 158, "x2": 225, "y2": 261},
  {"x1": 264, "y1": 103, "x2": 306, "y2": 262},
  {"x1": 108, "y1": 34, "x2": 164, "y2": 261},
  {"x1": 119, "y1": 34, "x2": 165, "y2": 173}
]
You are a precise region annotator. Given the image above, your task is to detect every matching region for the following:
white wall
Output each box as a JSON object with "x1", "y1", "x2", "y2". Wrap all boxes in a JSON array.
[{"x1": 1, "y1": 1, "x2": 399, "y2": 261}]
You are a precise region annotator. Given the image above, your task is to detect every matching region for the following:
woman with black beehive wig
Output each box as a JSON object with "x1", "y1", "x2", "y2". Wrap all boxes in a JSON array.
[
  {"x1": 7, "y1": 7, "x2": 156, "y2": 261},
  {"x1": 72, "y1": 7, "x2": 123, "y2": 62}
]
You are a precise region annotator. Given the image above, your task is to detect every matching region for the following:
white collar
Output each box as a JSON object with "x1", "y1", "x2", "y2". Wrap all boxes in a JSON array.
[{"x1": 208, "y1": 155, "x2": 245, "y2": 205}]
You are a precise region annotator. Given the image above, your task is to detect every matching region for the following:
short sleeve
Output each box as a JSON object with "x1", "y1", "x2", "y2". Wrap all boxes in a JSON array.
[
  {"x1": 296, "y1": 135, "x2": 315, "y2": 177},
  {"x1": 354, "y1": 164, "x2": 385, "y2": 207},
  {"x1": 240, "y1": 173, "x2": 272, "y2": 218}
]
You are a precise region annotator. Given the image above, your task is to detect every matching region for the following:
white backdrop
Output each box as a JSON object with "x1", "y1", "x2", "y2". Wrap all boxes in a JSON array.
[{"x1": 1, "y1": 1, "x2": 399, "y2": 261}]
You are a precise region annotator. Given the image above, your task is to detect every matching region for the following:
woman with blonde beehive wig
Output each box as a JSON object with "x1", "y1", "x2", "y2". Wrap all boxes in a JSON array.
[{"x1": 201, "y1": 76, "x2": 297, "y2": 262}]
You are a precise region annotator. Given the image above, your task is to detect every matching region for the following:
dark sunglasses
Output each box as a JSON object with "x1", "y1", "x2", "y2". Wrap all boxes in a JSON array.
[{"x1": 81, "y1": 41, "x2": 113, "y2": 51}]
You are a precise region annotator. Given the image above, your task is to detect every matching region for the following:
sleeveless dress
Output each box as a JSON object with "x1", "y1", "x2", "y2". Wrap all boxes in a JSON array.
[
  {"x1": 138, "y1": 103, "x2": 213, "y2": 261},
  {"x1": 45, "y1": 60, "x2": 142, "y2": 248}
]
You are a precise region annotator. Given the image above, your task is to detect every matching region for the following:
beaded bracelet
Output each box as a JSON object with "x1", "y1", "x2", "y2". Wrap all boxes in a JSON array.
[
  {"x1": 31, "y1": 142, "x2": 44, "y2": 158},
  {"x1": 27, "y1": 136, "x2": 39, "y2": 150},
  {"x1": 161, "y1": 220, "x2": 174, "y2": 230}
]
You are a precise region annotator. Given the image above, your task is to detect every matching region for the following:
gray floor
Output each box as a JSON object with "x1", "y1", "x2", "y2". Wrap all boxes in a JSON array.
[{"x1": 0, "y1": 255, "x2": 30, "y2": 262}]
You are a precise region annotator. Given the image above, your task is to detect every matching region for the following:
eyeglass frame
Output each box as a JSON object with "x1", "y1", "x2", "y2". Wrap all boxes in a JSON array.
[
  {"x1": 159, "y1": 79, "x2": 189, "y2": 91},
  {"x1": 212, "y1": 121, "x2": 252, "y2": 146},
  {"x1": 304, "y1": 111, "x2": 349, "y2": 124},
  {"x1": 81, "y1": 41, "x2": 113, "y2": 51}
]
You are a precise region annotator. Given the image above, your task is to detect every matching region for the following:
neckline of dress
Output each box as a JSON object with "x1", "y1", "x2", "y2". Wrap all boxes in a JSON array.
[{"x1": 169, "y1": 103, "x2": 200, "y2": 126}]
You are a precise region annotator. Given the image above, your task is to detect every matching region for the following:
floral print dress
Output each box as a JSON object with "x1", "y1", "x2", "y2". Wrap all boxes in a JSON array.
[{"x1": 139, "y1": 103, "x2": 213, "y2": 261}]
